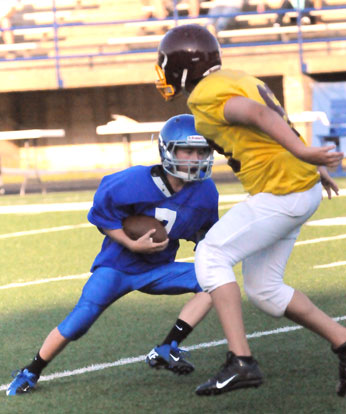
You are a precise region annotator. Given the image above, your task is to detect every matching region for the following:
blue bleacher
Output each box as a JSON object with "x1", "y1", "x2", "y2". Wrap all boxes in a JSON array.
[{"x1": 319, "y1": 99, "x2": 346, "y2": 176}]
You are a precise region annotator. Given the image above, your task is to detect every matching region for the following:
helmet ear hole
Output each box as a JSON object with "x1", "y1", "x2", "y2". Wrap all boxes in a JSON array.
[{"x1": 158, "y1": 114, "x2": 214, "y2": 182}]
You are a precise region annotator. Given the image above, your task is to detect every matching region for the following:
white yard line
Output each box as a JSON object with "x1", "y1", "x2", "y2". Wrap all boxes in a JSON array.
[
  {"x1": 0, "y1": 273, "x2": 91, "y2": 290},
  {"x1": 1, "y1": 233, "x2": 345, "y2": 291},
  {"x1": 176, "y1": 256, "x2": 195, "y2": 262},
  {"x1": 0, "y1": 219, "x2": 344, "y2": 240},
  {"x1": 295, "y1": 234, "x2": 346, "y2": 245},
  {"x1": 219, "y1": 194, "x2": 248, "y2": 203},
  {"x1": 0, "y1": 212, "x2": 345, "y2": 241},
  {"x1": 0, "y1": 223, "x2": 92, "y2": 239},
  {"x1": 0, "y1": 188, "x2": 345, "y2": 215},
  {"x1": 1, "y1": 315, "x2": 345, "y2": 393},
  {"x1": 0, "y1": 201, "x2": 93, "y2": 214},
  {"x1": 314, "y1": 261, "x2": 346, "y2": 269},
  {"x1": 307, "y1": 217, "x2": 346, "y2": 226},
  {"x1": 218, "y1": 203, "x2": 237, "y2": 210}
]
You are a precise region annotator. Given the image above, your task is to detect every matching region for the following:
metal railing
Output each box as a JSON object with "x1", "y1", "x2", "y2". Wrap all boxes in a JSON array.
[{"x1": 1, "y1": 1, "x2": 346, "y2": 87}]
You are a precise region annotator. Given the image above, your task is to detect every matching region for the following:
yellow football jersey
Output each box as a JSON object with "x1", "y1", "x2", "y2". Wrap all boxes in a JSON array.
[{"x1": 187, "y1": 69, "x2": 320, "y2": 195}]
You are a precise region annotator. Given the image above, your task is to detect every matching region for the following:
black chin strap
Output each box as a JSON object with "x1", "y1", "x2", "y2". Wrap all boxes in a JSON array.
[{"x1": 151, "y1": 165, "x2": 175, "y2": 196}]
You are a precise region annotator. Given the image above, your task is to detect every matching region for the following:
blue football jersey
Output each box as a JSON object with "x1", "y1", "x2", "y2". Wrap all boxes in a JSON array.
[{"x1": 88, "y1": 165, "x2": 219, "y2": 274}]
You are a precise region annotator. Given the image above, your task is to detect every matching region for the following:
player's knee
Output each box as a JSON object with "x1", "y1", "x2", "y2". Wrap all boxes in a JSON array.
[
  {"x1": 195, "y1": 241, "x2": 236, "y2": 292},
  {"x1": 58, "y1": 301, "x2": 105, "y2": 340},
  {"x1": 195, "y1": 291, "x2": 213, "y2": 308},
  {"x1": 244, "y1": 283, "x2": 294, "y2": 318}
]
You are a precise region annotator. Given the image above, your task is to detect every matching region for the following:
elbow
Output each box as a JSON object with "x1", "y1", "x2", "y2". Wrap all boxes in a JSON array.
[{"x1": 252, "y1": 105, "x2": 272, "y2": 128}]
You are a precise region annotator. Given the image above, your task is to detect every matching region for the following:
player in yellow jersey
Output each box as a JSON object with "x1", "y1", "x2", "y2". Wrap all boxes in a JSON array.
[{"x1": 155, "y1": 24, "x2": 346, "y2": 397}]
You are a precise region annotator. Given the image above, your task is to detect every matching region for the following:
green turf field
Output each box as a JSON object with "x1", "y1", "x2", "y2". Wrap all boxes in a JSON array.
[{"x1": 0, "y1": 179, "x2": 345, "y2": 413}]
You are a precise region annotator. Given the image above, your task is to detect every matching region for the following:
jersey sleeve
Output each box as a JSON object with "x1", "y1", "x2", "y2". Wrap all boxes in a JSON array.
[
  {"x1": 87, "y1": 172, "x2": 135, "y2": 230},
  {"x1": 188, "y1": 71, "x2": 245, "y2": 125},
  {"x1": 188, "y1": 69, "x2": 268, "y2": 134}
]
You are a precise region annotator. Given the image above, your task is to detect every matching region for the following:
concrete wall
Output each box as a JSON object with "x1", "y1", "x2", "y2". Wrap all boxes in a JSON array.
[{"x1": 0, "y1": 75, "x2": 282, "y2": 170}]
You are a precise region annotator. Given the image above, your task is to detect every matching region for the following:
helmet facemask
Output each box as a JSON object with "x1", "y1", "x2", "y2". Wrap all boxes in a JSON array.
[
  {"x1": 159, "y1": 135, "x2": 214, "y2": 182},
  {"x1": 155, "y1": 64, "x2": 175, "y2": 101}
]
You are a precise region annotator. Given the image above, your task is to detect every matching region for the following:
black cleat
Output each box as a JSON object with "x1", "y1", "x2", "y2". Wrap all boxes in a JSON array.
[
  {"x1": 196, "y1": 351, "x2": 263, "y2": 396},
  {"x1": 145, "y1": 341, "x2": 194, "y2": 375},
  {"x1": 332, "y1": 341, "x2": 346, "y2": 397}
]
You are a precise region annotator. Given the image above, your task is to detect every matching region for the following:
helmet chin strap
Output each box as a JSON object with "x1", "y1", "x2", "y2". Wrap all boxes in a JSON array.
[
  {"x1": 203, "y1": 65, "x2": 221, "y2": 77},
  {"x1": 181, "y1": 68, "x2": 188, "y2": 95},
  {"x1": 181, "y1": 65, "x2": 221, "y2": 95}
]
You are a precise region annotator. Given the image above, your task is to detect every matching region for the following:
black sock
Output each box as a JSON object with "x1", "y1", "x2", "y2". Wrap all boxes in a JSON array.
[
  {"x1": 237, "y1": 355, "x2": 254, "y2": 362},
  {"x1": 24, "y1": 352, "x2": 49, "y2": 378},
  {"x1": 161, "y1": 319, "x2": 193, "y2": 346}
]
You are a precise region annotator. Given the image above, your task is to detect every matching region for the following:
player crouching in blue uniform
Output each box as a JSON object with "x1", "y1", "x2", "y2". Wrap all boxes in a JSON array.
[{"x1": 7, "y1": 114, "x2": 219, "y2": 396}]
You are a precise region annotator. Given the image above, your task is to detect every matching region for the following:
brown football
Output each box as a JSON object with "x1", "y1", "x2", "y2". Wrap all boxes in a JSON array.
[{"x1": 122, "y1": 215, "x2": 168, "y2": 243}]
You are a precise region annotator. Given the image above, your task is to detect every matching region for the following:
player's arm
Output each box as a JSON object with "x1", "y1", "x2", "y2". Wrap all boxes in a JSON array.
[
  {"x1": 102, "y1": 227, "x2": 169, "y2": 254},
  {"x1": 318, "y1": 166, "x2": 339, "y2": 199},
  {"x1": 223, "y1": 96, "x2": 344, "y2": 168}
]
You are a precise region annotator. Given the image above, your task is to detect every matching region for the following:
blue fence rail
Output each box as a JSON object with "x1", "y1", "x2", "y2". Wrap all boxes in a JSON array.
[{"x1": 1, "y1": 1, "x2": 346, "y2": 88}]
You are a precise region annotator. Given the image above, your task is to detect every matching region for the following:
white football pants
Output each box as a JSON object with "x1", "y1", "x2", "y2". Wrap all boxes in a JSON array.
[{"x1": 195, "y1": 182, "x2": 322, "y2": 317}]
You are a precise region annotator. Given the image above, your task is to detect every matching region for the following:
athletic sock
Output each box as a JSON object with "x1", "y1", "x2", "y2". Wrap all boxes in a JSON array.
[
  {"x1": 161, "y1": 319, "x2": 193, "y2": 346},
  {"x1": 236, "y1": 355, "x2": 255, "y2": 363},
  {"x1": 24, "y1": 352, "x2": 49, "y2": 378}
]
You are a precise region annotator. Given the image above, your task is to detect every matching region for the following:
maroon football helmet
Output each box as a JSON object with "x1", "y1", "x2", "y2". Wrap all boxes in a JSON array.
[{"x1": 156, "y1": 24, "x2": 221, "y2": 100}]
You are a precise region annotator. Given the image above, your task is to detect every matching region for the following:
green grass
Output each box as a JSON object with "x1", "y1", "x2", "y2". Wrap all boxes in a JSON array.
[{"x1": 0, "y1": 179, "x2": 346, "y2": 413}]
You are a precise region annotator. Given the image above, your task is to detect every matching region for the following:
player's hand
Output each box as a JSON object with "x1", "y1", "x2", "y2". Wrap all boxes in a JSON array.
[
  {"x1": 300, "y1": 145, "x2": 344, "y2": 167},
  {"x1": 130, "y1": 229, "x2": 169, "y2": 254},
  {"x1": 318, "y1": 166, "x2": 339, "y2": 199}
]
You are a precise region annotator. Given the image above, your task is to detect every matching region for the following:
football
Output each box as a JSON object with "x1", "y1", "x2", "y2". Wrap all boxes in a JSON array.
[{"x1": 122, "y1": 215, "x2": 168, "y2": 243}]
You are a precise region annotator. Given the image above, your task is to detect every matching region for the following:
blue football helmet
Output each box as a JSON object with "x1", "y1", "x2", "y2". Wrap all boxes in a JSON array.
[{"x1": 158, "y1": 114, "x2": 214, "y2": 181}]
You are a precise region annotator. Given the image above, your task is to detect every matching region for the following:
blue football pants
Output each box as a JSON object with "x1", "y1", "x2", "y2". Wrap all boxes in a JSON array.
[{"x1": 58, "y1": 261, "x2": 201, "y2": 340}]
